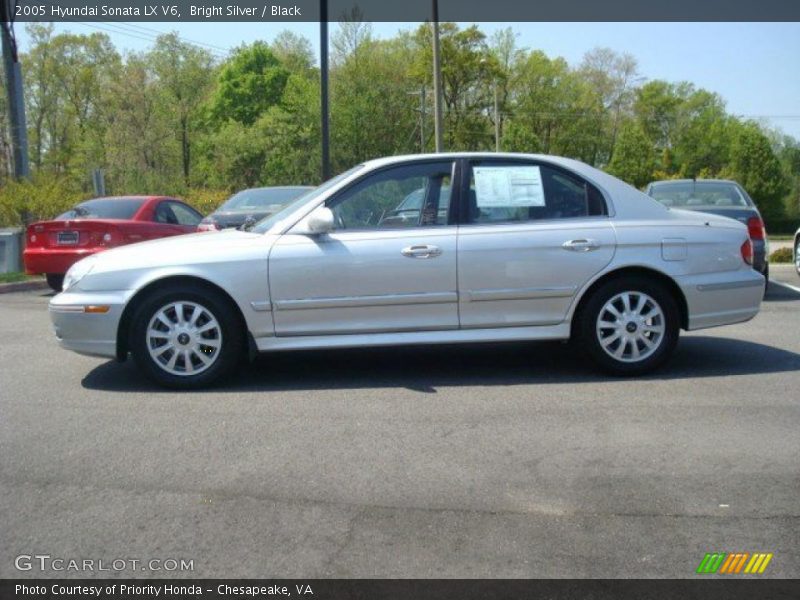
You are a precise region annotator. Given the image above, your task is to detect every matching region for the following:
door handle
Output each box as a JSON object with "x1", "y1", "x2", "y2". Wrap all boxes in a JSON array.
[
  {"x1": 401, "y1": 245, "x2": 442, "y2": 259},
  {"x1": 562, "y1": 239, "x2": 600, "y2": 252}
]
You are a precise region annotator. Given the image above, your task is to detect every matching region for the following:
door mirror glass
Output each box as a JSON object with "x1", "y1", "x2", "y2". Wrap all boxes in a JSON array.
[{"x1": 307, "y1": 207, "x2": 335, "y2": 234}]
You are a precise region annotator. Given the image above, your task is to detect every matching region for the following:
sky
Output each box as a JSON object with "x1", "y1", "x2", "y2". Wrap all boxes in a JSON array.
[{"x1": 14, "y1": 21, "x2": 800, "y2": 140}]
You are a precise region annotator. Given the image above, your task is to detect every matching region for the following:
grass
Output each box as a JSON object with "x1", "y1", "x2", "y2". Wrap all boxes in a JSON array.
[
  {"x1": 0, "y1": 272, "x2": 41, "y2": 284},
  {"x1": 770, "y1": 235, "x2": 795, "y2": 241},
  {"x1": 770, "y1": 247, "x2": 794, "y2": 263}
]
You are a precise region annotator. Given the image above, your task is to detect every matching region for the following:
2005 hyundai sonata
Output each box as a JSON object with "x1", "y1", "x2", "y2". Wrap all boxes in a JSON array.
[{"x1": 50, "y1": 154, "x2": 764, "y2": 388}]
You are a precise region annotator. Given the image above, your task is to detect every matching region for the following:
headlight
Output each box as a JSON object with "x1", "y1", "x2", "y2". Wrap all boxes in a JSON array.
[{"x1": 63, "y1": 258, "x2": 96, "y2": 291}]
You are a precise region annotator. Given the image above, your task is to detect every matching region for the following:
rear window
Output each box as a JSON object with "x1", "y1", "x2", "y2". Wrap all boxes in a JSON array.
[
  {"x1": 220, "y1": 188, "x2": 310, "y2": 212},
  {"x1": 57, "y1": 198, "x2": 145, "y2": 220},
  {"x1": 649, "y1": 182, "x2": 750, "y2": 208}
]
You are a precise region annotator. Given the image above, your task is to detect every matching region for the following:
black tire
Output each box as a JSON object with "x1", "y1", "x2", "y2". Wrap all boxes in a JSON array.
[
  {"x1": 46, "y1": 273, "x2": 64, "y2": 292},
  {"x1": 795, "y1": 239, "x2": 800, "y2": 277},
  {"x1": 577, "y1": 276, "x2": 680, "y2": 376},
  {"x1": 129, "y1": 283, "x2": 243, "y2": 389}
]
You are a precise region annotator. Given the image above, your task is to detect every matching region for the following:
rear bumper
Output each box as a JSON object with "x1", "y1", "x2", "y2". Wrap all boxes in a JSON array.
[
  {"x1": 49, "y1": 289, "x2": 130, "y2": 359},
  {"x1": 677, "y1": 268, "x2": 764, "y2": 331},
  {"x1": 24, "y1": 247, "x2": 100, "y2": 275}
]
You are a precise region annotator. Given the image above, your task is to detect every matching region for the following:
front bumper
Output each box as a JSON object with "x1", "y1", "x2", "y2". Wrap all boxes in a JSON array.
[
  {"x1": 677, "y1": 267, "x2": 764, "y2": 331},
  {"x1": 49, "y1": 289, "x2": 131, "y2": 358}
]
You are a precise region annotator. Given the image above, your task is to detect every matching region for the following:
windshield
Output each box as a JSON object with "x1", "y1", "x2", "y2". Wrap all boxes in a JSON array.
[
  {"x1": 219, "y1": 187, "x2": 311, "y2": 212},
  {"x1": 252, "y1": 166, "x2": 364, "y2": 233},
  {"x1": 649, "y1": 182, "x2": 751, "y2": 208},
  {"x1": 56, "y1": 197, "x2": 145, "y2": 220}
]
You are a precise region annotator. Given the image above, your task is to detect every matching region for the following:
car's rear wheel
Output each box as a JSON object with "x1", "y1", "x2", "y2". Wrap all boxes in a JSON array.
[
  {"x1": 46, "y1": 273, "x2": 64, "y2": 292},
  {"x1": 129, "y1": 284, "x2": 243, "y2": 389},
  {"x1": 578, "y1": 277, "x2": 680, "y2": 375}
]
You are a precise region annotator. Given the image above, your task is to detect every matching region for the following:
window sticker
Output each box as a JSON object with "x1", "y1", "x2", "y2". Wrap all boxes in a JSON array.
[{"x1": 474, "y1": 166, "x2": 545, "y2": 208}]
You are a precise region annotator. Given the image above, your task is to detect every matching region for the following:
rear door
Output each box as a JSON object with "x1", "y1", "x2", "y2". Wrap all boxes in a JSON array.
[{"x1": 457, "y1": 158, "x2": 616, "y2": 329}]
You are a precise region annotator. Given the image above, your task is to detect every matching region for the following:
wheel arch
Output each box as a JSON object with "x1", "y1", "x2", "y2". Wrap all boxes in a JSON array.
[
  {"x1": 569, "y1": 266, "x2": 689, "y2": 339},
  {"x1": 116, "y1": 275, "x2": 251, "y2": 361}
]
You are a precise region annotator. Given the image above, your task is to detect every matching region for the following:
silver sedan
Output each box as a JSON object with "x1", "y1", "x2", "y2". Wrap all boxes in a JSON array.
[{"x1": 50, "y1": 154, "x2": 765, "y2": 388}]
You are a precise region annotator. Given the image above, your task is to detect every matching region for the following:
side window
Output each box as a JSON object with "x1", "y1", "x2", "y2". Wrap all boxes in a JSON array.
[
  {"x1": 466, "y1": 162, "x2": 607, "y2": 224},
  {"x1": 328, "y1": 162, "x2": 453, "y2": 230},
  {"x1": 153, "y1": 202, "x2": 178, "y2": 224},
  {"x1": 168, "y1": 202, "x2": 202, "y2": 226}
]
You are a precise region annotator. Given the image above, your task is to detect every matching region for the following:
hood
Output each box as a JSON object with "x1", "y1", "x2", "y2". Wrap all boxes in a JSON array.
[{"x1": 83, "y1": 229, "x2": 267, "y2": 276}]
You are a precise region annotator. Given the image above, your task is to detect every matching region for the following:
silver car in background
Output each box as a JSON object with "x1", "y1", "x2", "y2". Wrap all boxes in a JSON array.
[{"x1": 50, "y1": 154, "x2": 764, "y2": 388}]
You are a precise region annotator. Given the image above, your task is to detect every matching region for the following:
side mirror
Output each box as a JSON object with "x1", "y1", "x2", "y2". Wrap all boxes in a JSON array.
[{"x1": 306, "y1": 206, "x2": 335, "y2": 234}]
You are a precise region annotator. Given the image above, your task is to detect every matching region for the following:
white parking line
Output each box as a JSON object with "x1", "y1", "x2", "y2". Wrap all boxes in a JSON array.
[{"x1": 770, "y1": 279, "x2": 800, "y2": 294}]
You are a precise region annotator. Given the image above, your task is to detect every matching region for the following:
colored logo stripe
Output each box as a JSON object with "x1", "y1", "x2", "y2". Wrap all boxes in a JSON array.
[
  {"x1": 719, "y1": 553, "x2": 749, "y2": 574},
  {"x1": 697, "y1": 553, "x2": 727, "y2": 574},
  {"x1": 744, "y1": 553, "x2": 773, "y2": 574},
  {"x1": 696, "y1": 552, "x2": 773, "y2": 574}
]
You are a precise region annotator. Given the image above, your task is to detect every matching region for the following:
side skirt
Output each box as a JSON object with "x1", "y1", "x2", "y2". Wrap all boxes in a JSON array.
[{"x1": 254, "y1": 323, "x2": 571, "y2": 352}]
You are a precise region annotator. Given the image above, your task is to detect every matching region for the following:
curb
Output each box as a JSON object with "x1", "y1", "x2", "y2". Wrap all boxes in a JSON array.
[{"x1": 0, "y1": 279, "x2": 51, "y2": 294}]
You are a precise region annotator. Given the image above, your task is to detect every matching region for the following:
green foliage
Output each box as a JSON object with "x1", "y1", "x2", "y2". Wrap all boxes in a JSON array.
[
  {"x1": 181, "y1": 188, "x2": 229, "y2": 216},
  {"x1": 209, "y1": 42, "x2": 289, "y2": 126},
  {"x1": 1, "y1": 23, "x2": 796, "y2": 226},
  {"x1": 769, "y1": 247, "x2": 793, "y2": 263},
  {"x1": 0, "y1": 175, "x2": 83, "y2": 226},
  {"x1": 722, "y1": 121, "x2": 789, "y2": 221},
  {"x1": 607, "y1": 121, "x2": 656, "y2": 188}
]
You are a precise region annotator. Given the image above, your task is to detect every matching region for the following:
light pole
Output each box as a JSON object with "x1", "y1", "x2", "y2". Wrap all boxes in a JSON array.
[
  {"x1": 319, "y1": 0, "x2": 330, "y2": 180},
  {"x1": 1, "y1": 0, "x2": 29, "y2": 180},
  {"x1": 431, "y1": 0, "x2": 444, "y2": 153}
]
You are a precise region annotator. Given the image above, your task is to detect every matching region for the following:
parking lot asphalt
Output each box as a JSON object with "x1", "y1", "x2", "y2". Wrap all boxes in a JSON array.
[{"x1": 1, "y1": 266, "x2": 799, "y2": 579}]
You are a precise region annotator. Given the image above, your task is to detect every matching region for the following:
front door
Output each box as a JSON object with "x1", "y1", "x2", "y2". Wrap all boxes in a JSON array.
[{"x1": 269, "y1": 160, "x2": 459, "y2": 337}]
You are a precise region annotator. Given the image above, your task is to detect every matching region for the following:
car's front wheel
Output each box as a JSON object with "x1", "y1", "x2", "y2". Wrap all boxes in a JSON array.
[
  {"x1": 129, "y1": 284, "x2": 243, "y2": 388},
  {"x1": 578, "y1": 277, "x2": 680, "y2": 375}
]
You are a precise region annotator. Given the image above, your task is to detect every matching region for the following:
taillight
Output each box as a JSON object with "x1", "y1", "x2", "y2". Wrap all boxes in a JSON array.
[
  {"x1": 26, "y1": 225, "x2": 43, "y2": 246},
  {"x1": 89, "y1": 230, "x2": 116, "y2": 246},
  {"x1": 741, "y1": 239, "x2": 753, "y2": 265},
  {"x1": 747, "y1": 216, "x2": 766, "y2": 241}
]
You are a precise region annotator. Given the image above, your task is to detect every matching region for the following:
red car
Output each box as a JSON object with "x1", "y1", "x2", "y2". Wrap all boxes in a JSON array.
[{"x1": 24, "y1": 196, "x2": 203, "y2": 291}]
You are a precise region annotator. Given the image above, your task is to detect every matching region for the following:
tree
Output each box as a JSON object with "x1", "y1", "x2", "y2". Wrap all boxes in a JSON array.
[
  {"x1": 271, "y1": 31, "x2": 315, "y2": 77},
  {"x1": 209, "y1": 42, "x2": 289, "y2": 126},
  {"x1": 579, "y1": 47, "x2": 641, "y2": 164},
  {"x1": 723, "y1": 121, "x2": 789, "y2": 221},
  {"x1": 607, "y1": 121, "x2": 656, "y2": 188},
  {"x1": 148, "y1": 33, "x2": 216, "y2": 184}
]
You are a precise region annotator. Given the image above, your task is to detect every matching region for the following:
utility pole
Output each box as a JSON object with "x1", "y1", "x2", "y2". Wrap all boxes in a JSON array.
[
  {"x1": 493, "y1": 80, "x2": 500, "y2": 152},
  {"x1": 431, "y1": 0, "x2": 444, "y2": 153},
  {"x1": 319, "y1": 0, "x2": 330, "y2": 180},
  {"x1": 420, "y1": 85, "x2": 426, "y2": 152},
  {"x1": 408, "y1": 86, "x2": 426, "y2": 153},
  {"x1": 1, "y1": 0, "x2": 29, "y2": 180}
]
